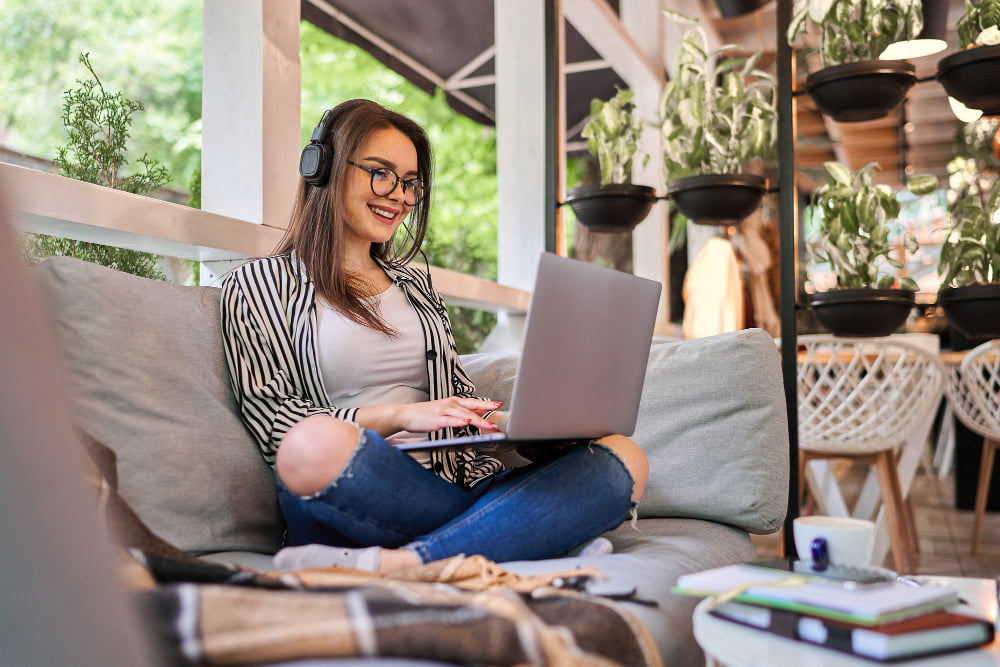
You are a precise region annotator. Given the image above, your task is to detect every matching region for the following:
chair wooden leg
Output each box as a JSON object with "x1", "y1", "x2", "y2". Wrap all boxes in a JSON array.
[
  {"x1": 874, "y1": 450, "x2": 915, "y2": 575},
  {"x1": 971, "y1": 438, "x2": 999, "y2": 556},
  {"x1": 905, "y1": 493, "x2": 920, "y2": 555}
]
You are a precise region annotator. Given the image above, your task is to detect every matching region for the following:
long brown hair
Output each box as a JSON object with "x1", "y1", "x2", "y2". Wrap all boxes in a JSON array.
[{"x1": 275, "y1": 99, "x2": 432, "y2": 335}]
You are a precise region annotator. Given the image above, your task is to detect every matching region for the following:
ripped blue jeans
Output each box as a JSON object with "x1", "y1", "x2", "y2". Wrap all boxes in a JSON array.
[{"x1": 276, "y1": 429, "x2": 636, "y2": 564}]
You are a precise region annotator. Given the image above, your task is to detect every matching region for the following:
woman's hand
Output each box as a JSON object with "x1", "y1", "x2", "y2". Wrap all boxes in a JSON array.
[{"x1": 357, "y1": 398, "x2": 503, "y2": 436}]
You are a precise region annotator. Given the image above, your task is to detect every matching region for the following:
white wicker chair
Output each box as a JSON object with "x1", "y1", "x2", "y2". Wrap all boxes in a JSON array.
[
  {"x1": 944, "y1": 340, "x2": 1000, "y2": 555},
  {"x1": 797, "y1": 335, "x2": 946, "y2": 574}
]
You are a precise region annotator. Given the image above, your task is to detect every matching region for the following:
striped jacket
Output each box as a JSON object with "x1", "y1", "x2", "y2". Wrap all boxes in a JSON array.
[{"x1": 220, "y1": 253, "x2": 503, "y2": 486}]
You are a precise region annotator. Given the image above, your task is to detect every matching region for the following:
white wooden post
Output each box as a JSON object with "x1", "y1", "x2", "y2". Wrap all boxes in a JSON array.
[
  {"x1": 201, "y1": 0, "x2": 300, "y2": 281},
  {"x1": 494, "y1": 0, "x2": 557, "y2": 292},
  {"x1": 566, "y1": 0, "x2": 668, "y2": 325},
  {"x1": 621, "y1": 0, "x2": 669, "y2": 324}
]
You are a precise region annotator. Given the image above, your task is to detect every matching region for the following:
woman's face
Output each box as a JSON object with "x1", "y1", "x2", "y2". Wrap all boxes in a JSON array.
[{"x1": 341, "y1": 125, "x2": 418, "y2": 254}]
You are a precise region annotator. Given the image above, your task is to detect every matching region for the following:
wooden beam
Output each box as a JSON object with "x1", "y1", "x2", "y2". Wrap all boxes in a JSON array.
[{"x1": 564, "y1": 0, "x2": 664, "y2": 91}]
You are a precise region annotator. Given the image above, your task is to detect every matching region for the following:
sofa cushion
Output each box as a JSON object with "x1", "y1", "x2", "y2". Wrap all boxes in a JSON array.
[
  {"x1": 34, "y1": 257, "x2": 283, "y2": 554},
  {"x1": 461, "y1": 328, "x2": 789, "y2": 534}
]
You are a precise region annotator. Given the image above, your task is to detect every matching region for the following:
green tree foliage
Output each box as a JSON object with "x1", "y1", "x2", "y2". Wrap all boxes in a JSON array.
[{"x1": 0, "y1": 0, "x2": 202, "y2": 190}]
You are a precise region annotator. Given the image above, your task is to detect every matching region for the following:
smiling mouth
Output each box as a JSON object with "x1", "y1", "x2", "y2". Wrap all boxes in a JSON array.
[{"x1": 369, "y1": 204, "x2": 398, "y2": 222}]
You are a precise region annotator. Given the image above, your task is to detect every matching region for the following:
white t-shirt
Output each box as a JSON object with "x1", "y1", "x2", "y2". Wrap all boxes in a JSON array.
[{"x1": 316, "y1": 282, "x2": 430, "y2": 451}]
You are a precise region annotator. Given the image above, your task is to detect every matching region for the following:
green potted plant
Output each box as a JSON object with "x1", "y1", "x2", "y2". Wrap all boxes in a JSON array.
[
  {"x1": 937, "y1": 174, "x2": 1000, "y2": 339},
  {"x1": 564, "y1": 87, "x2": 658, "y2": 233},
  {"x1": 937, "y1": 0, "x2": 1000, "y2": 117},
  {"x1": 659, "y1": 10, "x2": 776, "y2": 226},
  {"x1": 787, "y1": 0, "x2": 924, "y2": 122},
  {"x1": 807, "y1": 161, "x2": 937, "y2": 336},
  {"x1": 20, "y1": 53, "x2": 170, "y2": 281}
]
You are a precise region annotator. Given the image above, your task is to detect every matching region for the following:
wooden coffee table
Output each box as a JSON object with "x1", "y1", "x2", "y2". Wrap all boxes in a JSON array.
[{"x1": 692, "y1": 576, "x2": 999, "y2": 666}]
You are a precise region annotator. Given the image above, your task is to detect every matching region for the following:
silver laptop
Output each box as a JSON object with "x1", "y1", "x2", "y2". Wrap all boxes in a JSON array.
[{"x1": 398, "y1": 252, "x2": 661, "y2": 451}]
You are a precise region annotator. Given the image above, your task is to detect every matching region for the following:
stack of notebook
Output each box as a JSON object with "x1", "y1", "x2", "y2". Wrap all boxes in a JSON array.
[{"x1": 675, "y1": 560, "x2": 995, "y2": 662}]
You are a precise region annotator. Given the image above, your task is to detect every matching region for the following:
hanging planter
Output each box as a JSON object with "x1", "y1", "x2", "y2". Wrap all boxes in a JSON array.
[
  {"x1": 658, "y1": 11, "x2": 776, "y2": 230},
  {"x1": 714, "y1": 0, "x2": 773, "y2": 19},
  {"x1": 937, "y1": 45, "x2": 1000, "y2": 117},
  {"x1": 805, "y1": 60, "x2": 916, "y2": 122},
  {"x1": 667, "y1": 173, "x2": 767, "y2": 226},
  {"x1": 564, "y1": 184, "x2": 659, "y2": 233},
  {"x1": 569, "y1": 88, "x2": 654, "y2": 233},
  {"x1": 808, "y1": 288, "x2": 916, "y2": 337},
  {"x1": 939, "y1": 0, "x2": 1000, "y2": 116},
  {"x1": 937, "y1": 179, "x2": 1000, "y2": 340},
  {"x1": 788, "y1": 0, "x2": 924, "y2": 122},
  {"x1": 938, "y1": 284, "x2": 1000, "y2": 340},
  {"x1": 806, "y1": 162, "x2": 938, "y2": 337}
]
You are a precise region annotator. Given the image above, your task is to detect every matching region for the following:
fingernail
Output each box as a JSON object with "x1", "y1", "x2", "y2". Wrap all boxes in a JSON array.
[{"x1": 492, "y1": 402, "x2": 503, "y2": 407}]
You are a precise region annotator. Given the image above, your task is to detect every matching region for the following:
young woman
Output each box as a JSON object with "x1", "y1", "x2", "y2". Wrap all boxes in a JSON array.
[{"x1": 220, "y1": 99, "x2": 648, "y2": 574}]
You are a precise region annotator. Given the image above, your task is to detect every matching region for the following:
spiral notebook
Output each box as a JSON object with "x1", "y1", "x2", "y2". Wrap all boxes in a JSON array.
[{"x1": 397, "y1": 252, "x2": 661, "y2": 452}]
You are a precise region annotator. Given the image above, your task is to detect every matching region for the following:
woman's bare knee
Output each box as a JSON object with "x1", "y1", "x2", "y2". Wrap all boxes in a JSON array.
[
  {"x1": 276, "y1": 416, "x2": 362, "y2": 496},
  {"x1": 597, "y1": 434, "x2": 649, "y2": 502}
]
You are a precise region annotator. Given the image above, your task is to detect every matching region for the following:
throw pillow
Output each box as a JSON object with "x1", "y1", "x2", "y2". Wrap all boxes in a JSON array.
[{"x1": 34, "y1": 257, "x2": 284, "y2": 554}]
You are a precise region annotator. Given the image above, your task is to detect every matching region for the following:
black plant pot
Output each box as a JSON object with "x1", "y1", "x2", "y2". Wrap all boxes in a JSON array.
[
  {"x1": 805, "y1": 60, "x2": 916, "y2": 122},
  {"x1": 667, "y1": 173, "x2": 767, "y2": 226},
  {"x1": 564, "y1": 184, "x2": 658, "y2": 233},
  {"x1": 937, "y1": 45, "x2": 1000, "y2": 117},
  {"x1": 938, "y1": 283, "x2": 1000, "y2": 340},
  {"x1": 808, "y1": 288, "x2": 916, "y2": 337},
  {"x1": 714, "y1": 0, "x2": 773, "y2": 19}
]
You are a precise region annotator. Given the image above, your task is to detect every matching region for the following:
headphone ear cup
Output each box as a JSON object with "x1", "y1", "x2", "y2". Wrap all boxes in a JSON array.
[{"x1": 299, "y1": 142, "x2": 333, "y2": 186}]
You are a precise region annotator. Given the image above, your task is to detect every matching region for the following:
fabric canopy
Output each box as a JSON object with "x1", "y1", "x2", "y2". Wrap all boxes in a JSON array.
[{"x1": 302, "y1": 0, "x2": 629, "y2": 149}]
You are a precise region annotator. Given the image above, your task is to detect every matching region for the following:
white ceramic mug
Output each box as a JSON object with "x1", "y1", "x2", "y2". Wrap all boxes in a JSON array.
[{"x1": 793, "y1": 516, "x2": 875, "y2": 568}]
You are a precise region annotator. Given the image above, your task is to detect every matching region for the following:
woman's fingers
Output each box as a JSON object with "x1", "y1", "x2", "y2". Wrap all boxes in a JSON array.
[
  {"x1": 399, "y1": 399, "x2": 503, "y2": 433},
  {"x1": 456, "y1": 398, "x2": 503, "y2": 414}
]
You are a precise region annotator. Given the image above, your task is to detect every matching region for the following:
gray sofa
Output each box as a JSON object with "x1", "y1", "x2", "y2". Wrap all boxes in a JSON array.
[{"x1": 35, "y1": 256, "x2": 789, "y2": 666}]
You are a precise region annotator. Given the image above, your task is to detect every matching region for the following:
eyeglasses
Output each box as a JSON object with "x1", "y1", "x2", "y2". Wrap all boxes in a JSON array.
[{"x1": 348, "y1": 160, "x2": 425, "y2": 206}]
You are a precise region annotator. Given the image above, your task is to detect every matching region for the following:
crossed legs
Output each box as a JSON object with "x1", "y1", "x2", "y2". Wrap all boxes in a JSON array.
[{"x1": 274, "y1": 415, "x2": 647, "y2": 573}]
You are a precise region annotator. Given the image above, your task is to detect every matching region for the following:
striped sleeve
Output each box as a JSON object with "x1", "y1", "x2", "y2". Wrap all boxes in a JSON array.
[{"x1": 220, "y1": 257, "x2": 354, "y2": 465}]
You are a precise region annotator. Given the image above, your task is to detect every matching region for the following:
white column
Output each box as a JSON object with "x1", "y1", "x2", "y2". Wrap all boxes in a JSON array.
[
  {"x1": 622, "y1": 0, "x2": 669, "y2": 323},
  {"x1": 567, "y1": 0, "x2": 668, "y2": 323},
  {"x1": 495, "y1": 0, "x2": 553, "y2": 291},
  {"x1": 202, "y1": 0, "x2": 300, "y2": 229}
]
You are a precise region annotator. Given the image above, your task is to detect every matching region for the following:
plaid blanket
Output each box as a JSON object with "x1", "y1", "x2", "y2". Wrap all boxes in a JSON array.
[
  {"x1": 137, "y1": 559, "x2": 660, "y2": 666},
  {"x1": 86, "y1": 431, "x2": 661, "y2": 665}
]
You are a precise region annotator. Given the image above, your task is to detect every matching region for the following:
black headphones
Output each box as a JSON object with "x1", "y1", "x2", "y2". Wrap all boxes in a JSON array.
[{"x1": 299, "y1": 109, "x2": 335, "y2": 186}]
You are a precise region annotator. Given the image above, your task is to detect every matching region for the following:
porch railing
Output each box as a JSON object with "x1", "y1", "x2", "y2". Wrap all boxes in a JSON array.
[{"x1": 1, "y1": 163, "x2": 530, "y2": 314}]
